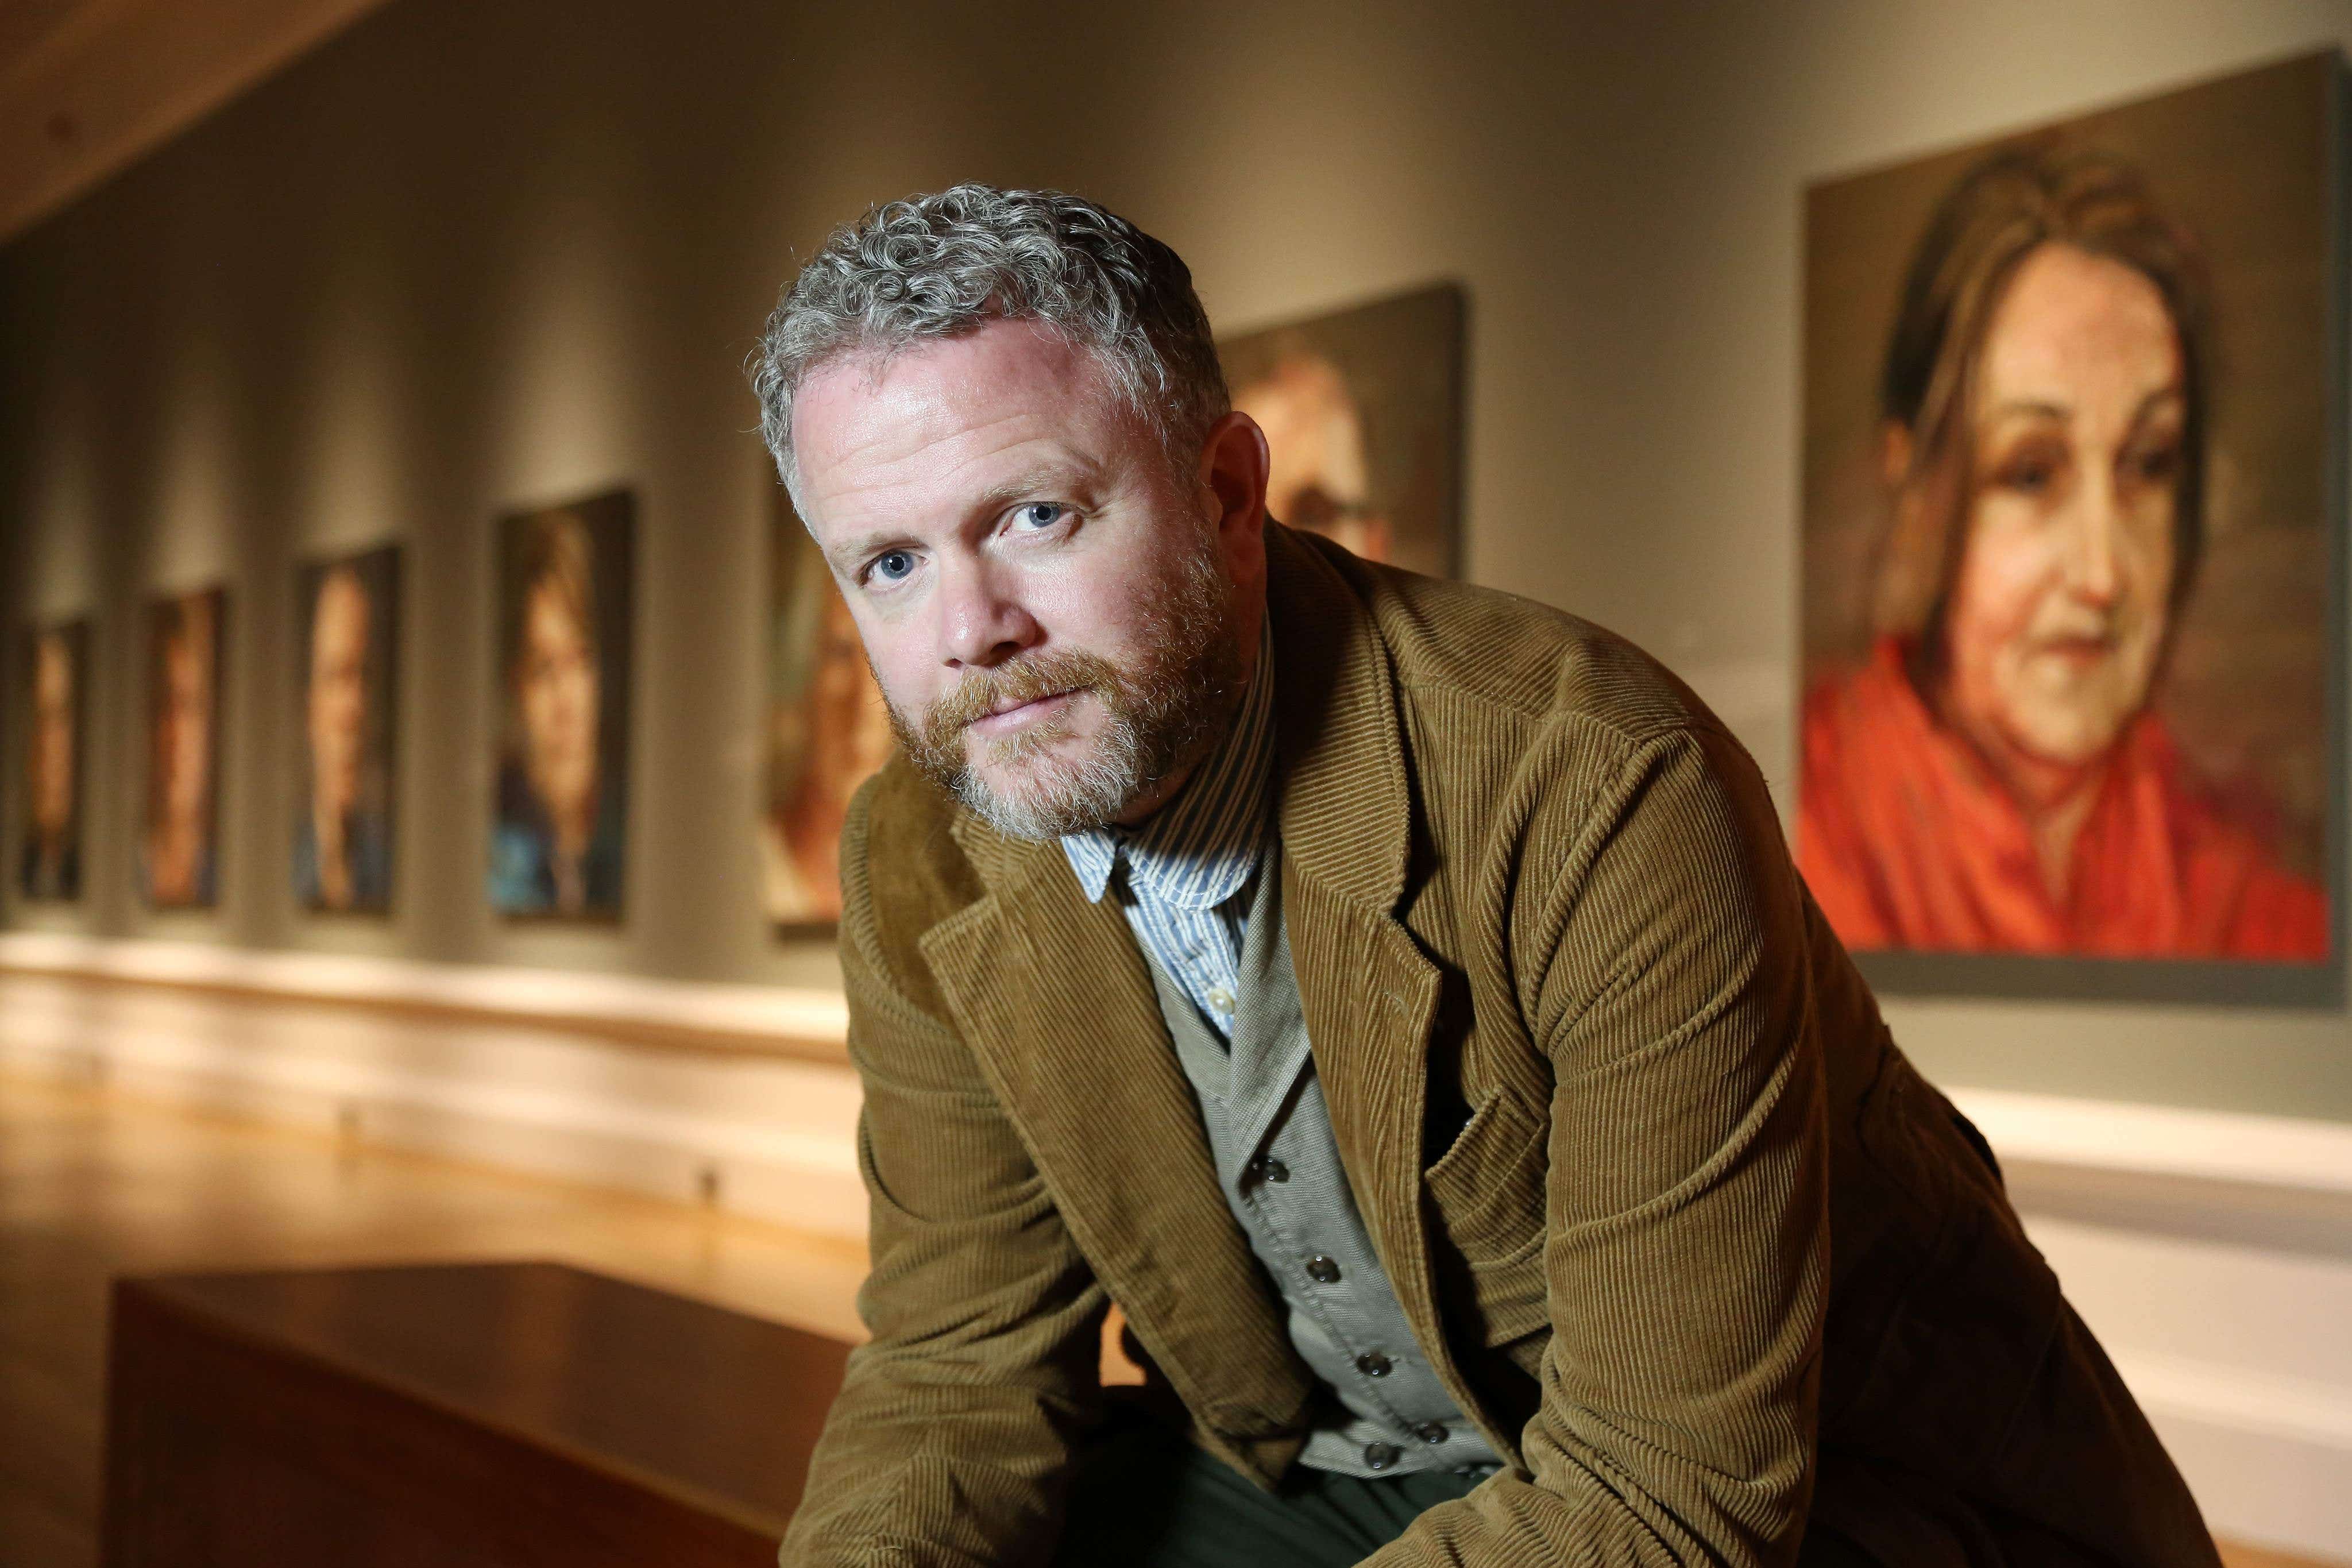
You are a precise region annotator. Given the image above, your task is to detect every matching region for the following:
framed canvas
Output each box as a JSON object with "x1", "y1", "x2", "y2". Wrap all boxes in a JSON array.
[
  {"x1": 142, "y1": 587, "x2": 227, "y2": 910},
  {"x1": 1219, "y1": 282, "x2": 1466, "y2": 580},
  {"x1": 18, "y1": 617, "x2": 88, "y2": 903},
  {"x1": 491, "y1": 491, "x2": 632, "y2": 921},
  {"x1": 293, "y1": 544, "x2": 400, "y2": 915},
  {"x1": 1798, "y1": 52, "x2": 2344, "y2": 1004},
  {"x1": 762, "y1": 493, "x2": 893, "y2": 932}
]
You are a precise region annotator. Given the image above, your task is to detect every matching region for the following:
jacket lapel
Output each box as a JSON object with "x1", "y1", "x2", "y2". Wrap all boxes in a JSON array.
[
  {"x1": 917, "y1": 817, "x2": 1314, "y2": 1462},
  {"x1": 909, "y1": 524, "x2": 1464, "y2": 1467},
  {"x1": 1262, "y1": 528, "x2": 1469, "y2": 1408}
]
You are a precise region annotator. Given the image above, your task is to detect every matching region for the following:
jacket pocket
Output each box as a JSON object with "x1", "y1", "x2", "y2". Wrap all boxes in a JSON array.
[{"x1": 1424, "y1": 1087, "x2": 1548, "y2": 1267}]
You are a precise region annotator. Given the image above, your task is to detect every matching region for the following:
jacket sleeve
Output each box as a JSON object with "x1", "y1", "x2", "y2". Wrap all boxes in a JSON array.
[
  {"x1": 1369, "y1": 720, "x2": 1830, "y2": 1567},
  {"x1": 778, "y1": 786, "x2": 1109, "y2": 1568}
]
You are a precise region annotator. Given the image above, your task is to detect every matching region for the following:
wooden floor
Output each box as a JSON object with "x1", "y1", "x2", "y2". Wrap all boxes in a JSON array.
[
  {"x1": 0, "y1": 1069, "x2": 2333, "y2": 1568},
  {"x1": 0, "y1": 1070, "x2": 867, "y2": 1567}
]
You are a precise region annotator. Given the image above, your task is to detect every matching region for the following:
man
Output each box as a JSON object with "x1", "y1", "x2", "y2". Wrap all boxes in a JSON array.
[{"x1": 752, "y1": 184, "x2": 2216, "y2": 1566}]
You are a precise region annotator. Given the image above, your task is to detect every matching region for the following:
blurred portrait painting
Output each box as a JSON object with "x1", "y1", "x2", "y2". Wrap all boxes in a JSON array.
[
  {"x1": 18, "y1": 620, "x2": 88, "y2": 902},
  {"x1": 491, "y1": 492, "x2": 632, "y2": 920},
  {"x1": 1219, "y1": 283, "x2": 1464, "y2": 579},
  {"x1": 762, "y1": 503, "x2": 894, "y2": 928},
  {"x1": 293, "y1": 546, "x2": 399, "y2": 914},
  {"x1": 142, "y1": 588, "x2": 227, "y2": 910},
  {"x1": 1799, "y1": 54, "x2": 2339, "y2": 972}
]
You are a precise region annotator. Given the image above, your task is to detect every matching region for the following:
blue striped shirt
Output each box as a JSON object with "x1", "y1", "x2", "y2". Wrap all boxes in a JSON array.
[{"x1": 1061, "y1": 625, "x2": 1276, "y2": 1039}]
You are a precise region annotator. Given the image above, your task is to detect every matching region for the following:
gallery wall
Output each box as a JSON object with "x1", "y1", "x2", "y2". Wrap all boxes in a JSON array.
[{"x1": 5, "y1": 0, "x2": 2352, "y2": 1123}]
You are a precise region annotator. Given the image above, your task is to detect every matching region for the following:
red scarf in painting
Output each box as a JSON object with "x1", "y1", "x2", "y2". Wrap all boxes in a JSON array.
[{"x1": 1797, "y1": 637, "x2": 2328, "y2": 961}]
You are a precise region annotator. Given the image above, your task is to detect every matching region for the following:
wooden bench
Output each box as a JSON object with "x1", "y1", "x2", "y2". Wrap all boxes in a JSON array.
[{"x1": 101, "y1": 1261, "x2": 851, "y2": 1566}]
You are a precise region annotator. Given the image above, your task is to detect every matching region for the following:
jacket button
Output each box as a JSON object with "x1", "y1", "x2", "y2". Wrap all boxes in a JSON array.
[
  {"x1": 1354, "y1": 1351, "x2": 1392, "y2": 1378},
  {"x1": 1414, "y1": 1422, "x2": 1449, "y2": 1445},
  {"x1": 1363, "y1": 1442, "x2": 1401, "y2": 1471},
  {"x1": 1304, "y1": 1256, "x2": 1342, "y2": 1284}
]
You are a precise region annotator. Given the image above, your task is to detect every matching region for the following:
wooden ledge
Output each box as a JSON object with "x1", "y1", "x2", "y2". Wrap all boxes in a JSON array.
[
  {"x1": 0, "y1": 932, "x2": 851, "y2": 1065},
  {"x1": 1949, "y1": 1086, "x2": 2352, "y2": 1198}
]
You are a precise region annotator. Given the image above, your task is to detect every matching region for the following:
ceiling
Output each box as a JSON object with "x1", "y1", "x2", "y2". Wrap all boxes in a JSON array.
[{"x1": 0, "y1": 0, "x2": 393, "y2": 242}]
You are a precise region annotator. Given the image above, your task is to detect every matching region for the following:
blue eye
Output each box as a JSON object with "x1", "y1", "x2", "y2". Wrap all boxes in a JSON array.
[
  {"x1": 1013, "y1": 502, "x2": 1067, "y2": 531},
  {"x1": 870, "y1": 550, "x2": 916, "y2": 583}
]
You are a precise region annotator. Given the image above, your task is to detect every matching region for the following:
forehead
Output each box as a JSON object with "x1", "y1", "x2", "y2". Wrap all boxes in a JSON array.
[
  {"x1": 1978, "y1": 243, "x2": 2180, "y2": 407},
  {"x1": 316, "y1": 573, "x2": 369, "y2": 623},
  {"x1": 791, "y1": 319, "x2": 1129, "y2": 534}
]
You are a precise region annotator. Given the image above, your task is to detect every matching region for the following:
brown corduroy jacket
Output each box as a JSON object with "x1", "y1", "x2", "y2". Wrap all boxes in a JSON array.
[{"x1": 779, "y1": 525, "x2": 2218, "y2": 1567}]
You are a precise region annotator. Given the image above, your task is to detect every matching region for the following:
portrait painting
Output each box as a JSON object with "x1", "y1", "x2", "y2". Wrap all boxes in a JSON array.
[
  {"x1": 763, "y1": 496, "x2": 894, "y2": 929},
  {"x1": 293, "y1": 544, "x2": 399, "y2": 914},
  {"x1": 18, "y1": 619, "x2": 88, "y2": 903},
  {"x1": 1799, "y1": 52, "x2": 2342, "y2": 992},
  {"x1": 142, "y1": 587, "x2": 227, "y2": 910},
  {"x1": 1218, "y1": 282, "x2": 1465, "y2": 580},
  {"x1": 490, "y1": 491, "x2": 632, "y2": 921}
]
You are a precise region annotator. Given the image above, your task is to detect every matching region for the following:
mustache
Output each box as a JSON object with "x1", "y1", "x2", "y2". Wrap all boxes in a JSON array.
[{"x1": 918, "y1": 649, "x2": 1122, "y2": 740}]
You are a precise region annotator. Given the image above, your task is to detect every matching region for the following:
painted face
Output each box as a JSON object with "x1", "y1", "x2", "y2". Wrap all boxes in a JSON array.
[
  {"x1": 1234, "y1": 352, "x2": 1393, "y2": 563},
  {"x1": 516, "y1": 579, "x2": 600, "y2": 820},
  {"x1": 792, "y1": 319, "x2": 1243, "y2": 840},
  {"x1": 29, "y1": 632, "x2": 73, "y2": 835},
  {"x1": 1942, "y1": 242, "x2": 2184, "y2": 773},
  {"x1": 307, "y1": 571, "x2": 370, "y2": 817},
  {"x1": 157, "y1": 605, "x2": 215, "y2": 829},
  {"x1": 808, "y1": 586, "x2": 894, "y2": 795}
]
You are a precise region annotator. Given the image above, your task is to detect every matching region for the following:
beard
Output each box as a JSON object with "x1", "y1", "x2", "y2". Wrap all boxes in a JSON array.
[{"x1": 890, "y1": 536, "x2": 1243, "y2": 840}]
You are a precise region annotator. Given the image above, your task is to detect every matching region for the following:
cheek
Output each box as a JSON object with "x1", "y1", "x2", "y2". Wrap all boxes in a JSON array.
[
  {"x1": 2121, "y1": 501, "x2": 2177, "y2": 615},
  {"x1": 1949, "y1": 503, "x2": 2057, "y2": 665},
  {"x1": 852, "y1": 624, "x2": 930, "y2": 715},
  {"x1": 1013, "y1": 555, "x2": 1164, "y2": 661}
]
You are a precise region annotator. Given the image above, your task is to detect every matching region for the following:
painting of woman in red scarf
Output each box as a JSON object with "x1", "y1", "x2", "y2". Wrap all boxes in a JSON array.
[{"x1": 1799, "y1": 138, "x2": 2330, "y2": 963}]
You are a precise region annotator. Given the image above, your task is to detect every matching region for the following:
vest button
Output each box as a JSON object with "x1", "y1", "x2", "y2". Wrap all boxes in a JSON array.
[
  {"x1": 1304, "y1": 1255, "x2": 1342, "y2": 1284},
  {"x1": 1414, "y1": 1422, "x2": 1449, "y2": 1445},
  {"x1": 1354, "y1": 1351, "x2": 1392, "y2": 1378},
  {"x1": 1261, "y1": 1157, "x2": 1289, "y2": 1183},
  {"x1": 1363, "y1": 1442, "x2": 1401, "y2": 1471}
]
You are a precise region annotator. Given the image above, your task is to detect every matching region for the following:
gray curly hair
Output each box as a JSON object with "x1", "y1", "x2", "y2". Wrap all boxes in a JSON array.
[{"x1": 750, "y1": 184, "x2": 1230, "y2": 509}]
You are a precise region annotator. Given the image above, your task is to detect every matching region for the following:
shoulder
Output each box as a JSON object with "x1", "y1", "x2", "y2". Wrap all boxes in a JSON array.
[
  {"x1": 1310, "y1": 538, "x2": 1733, "y2": 759},
  {"x1": 1276, "y1": 536, "x2": 1786, "y2": 932}
]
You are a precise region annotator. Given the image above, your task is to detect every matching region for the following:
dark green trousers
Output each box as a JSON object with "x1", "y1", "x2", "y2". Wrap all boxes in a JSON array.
[
  {"x1": 1053, "y1": 1408, "x2": 1486, "y2": 1568},
  {"x1": 1053, "y1": 1407, "x2": 1883, "y2": 1567}
]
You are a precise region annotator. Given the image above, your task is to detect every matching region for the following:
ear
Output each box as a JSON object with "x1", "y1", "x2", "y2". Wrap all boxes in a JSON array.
[{"x1": 1196, "y1": 410, "x2": 1270, "y2": 554}]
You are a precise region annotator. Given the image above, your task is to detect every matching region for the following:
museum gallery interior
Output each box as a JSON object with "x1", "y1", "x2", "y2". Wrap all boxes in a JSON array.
[{"x1": 2, "y1": 1, "x2": 2351, "y2": 1564}]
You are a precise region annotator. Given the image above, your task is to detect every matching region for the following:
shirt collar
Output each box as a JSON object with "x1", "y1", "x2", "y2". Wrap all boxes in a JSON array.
[{"x1": 1062, "y1": 619, "x2": 1276, "y2": 909}]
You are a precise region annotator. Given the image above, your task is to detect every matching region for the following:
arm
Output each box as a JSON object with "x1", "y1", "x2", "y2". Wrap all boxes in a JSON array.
[
  {"x1": 779, "y1": 787, "x2": 1108, "y2": 1568},
  {"x1": 1374, "y1": 721, "x2": 1829, "y2": 1566}
]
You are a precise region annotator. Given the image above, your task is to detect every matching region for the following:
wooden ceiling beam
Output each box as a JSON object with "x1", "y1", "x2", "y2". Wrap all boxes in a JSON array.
[{"x1": 0, "y1": 0, "x2": 392, "y2": 242}]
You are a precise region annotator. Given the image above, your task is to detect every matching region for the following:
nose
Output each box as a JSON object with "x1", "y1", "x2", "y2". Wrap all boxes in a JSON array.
[
  {"x1": 2066, "y1": 468, "x2": 2123, "y2": 608},
  {"x1": 933, "y1": 554, "x2": 1041, "y2": 670}
]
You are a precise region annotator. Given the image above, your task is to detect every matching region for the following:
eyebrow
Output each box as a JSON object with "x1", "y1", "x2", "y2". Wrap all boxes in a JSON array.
[
  {"x1": 823, "y1": 457, "x2": 1111, "y2": 577},
  {"x1": 960, "y1": 457, "x2": 1109, "y2": 522},
  {"x1": 1986, "y1": 385, "x2": 2185, "y2": 426},
  {"x1": 828, "y1": 527, "x2": 913, "y2": 574}
]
